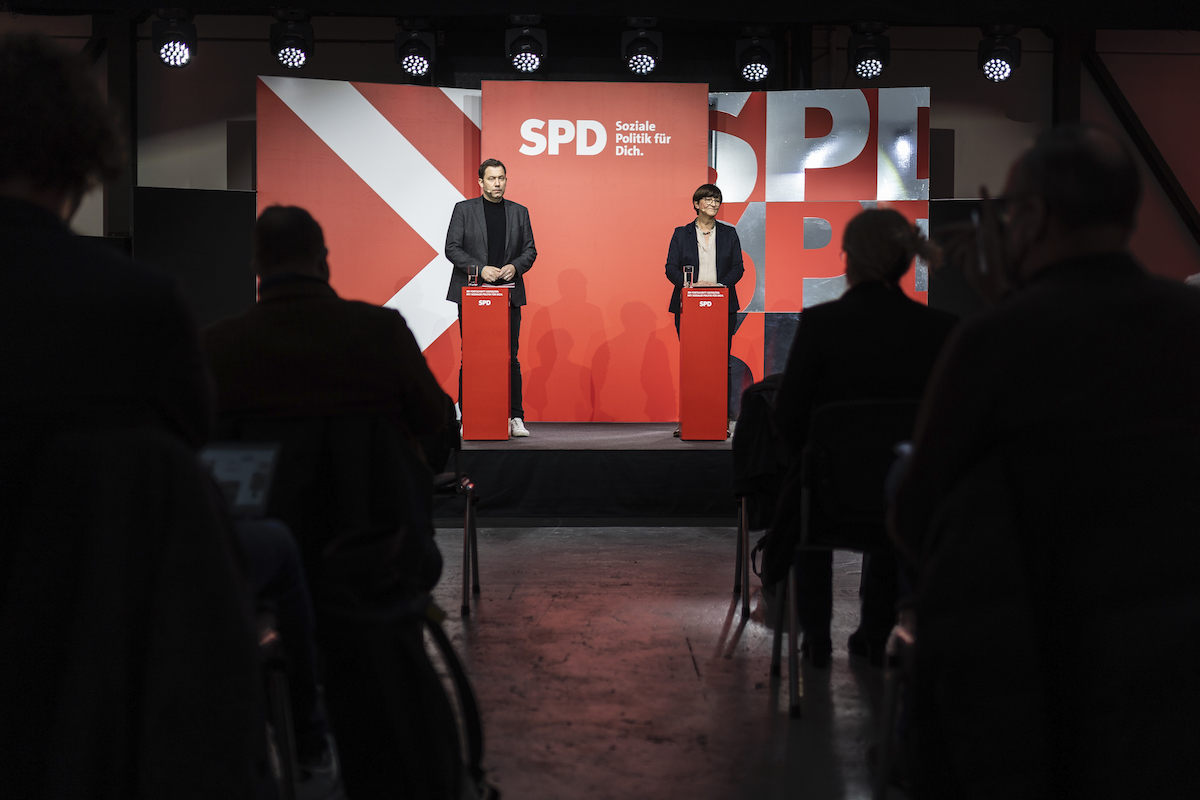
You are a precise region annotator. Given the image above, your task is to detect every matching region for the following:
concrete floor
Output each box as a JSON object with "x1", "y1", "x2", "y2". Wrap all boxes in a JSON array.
[{"x1": 430, "y1": 526, "x2": 895, "y2": 800}]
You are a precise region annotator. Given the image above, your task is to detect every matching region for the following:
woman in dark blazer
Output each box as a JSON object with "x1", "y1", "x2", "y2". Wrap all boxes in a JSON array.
[
  {"x1": 664, "y1": 184, "x2": 745, "y2": 429},
  {"x1": 770, "y1": 208, "x2": 957, "y2": 667}
]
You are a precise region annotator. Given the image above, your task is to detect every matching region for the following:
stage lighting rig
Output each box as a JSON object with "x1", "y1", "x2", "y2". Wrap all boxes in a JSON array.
[
  {"x1": 848, "y1": 22, "x2": 890, "y2": 80},
  {"x1": 271, "y1": 9, "x2": 313, "y2": 70},
  {"x1": 396, "y1": 25, "x2": 435, "y2": 79},
  {"x1": 736, "y1": 33, "x2": 775, "y2": 84},
  {"x1": 506, "y1": 16, "x2": 546, "y2": 74},
  {"x1": 978, "y1": 26, "x2": 1022, "y2": 83},
  {"x1": 152, "y1": 9, "x2": 196, "y2": 68},
  {"x1": 622, "y1": 20, "x2": 661, "y2": 76}
]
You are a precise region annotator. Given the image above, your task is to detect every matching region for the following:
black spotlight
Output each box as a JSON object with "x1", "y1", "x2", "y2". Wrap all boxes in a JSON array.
[
  {"x1": 736, "y1": 36, "x2": 775, "y2": 84},
  {"x1": 396, "y1": 29, "x2": 435, "y2": 78},
  {"x1": 848, "y1": 22, "x2": 890, "y2": 80},
  {"x1": 506, "y1": 24, "x2": 546, "y2": 74},
  {"x1": 978, "y1": 26, "x2": 1022, "y2": 83},
  {"x1": 504, "y1": 17, "x2": 547, "y2": 74},
  {"x1": 270, "y1": 10, "x2": 313, "y2": 70},
  {"x1": 152, "y1": 10, "x2": 196, "y2": 68},
  {"x1": 622, "y1": 21, "x2": 661, "y2": 76}
]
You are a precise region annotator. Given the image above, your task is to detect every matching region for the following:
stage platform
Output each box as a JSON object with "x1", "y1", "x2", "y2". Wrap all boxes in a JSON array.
[{"x1": 434, "y1": 422, "x2": 735, "y2": 523}]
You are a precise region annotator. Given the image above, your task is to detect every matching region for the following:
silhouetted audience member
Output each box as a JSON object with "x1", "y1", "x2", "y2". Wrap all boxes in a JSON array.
[
  {"x1": 0, "y1": 34, "x2": 266, "y2": 798},
  {"x1": 203, "y1": 205, "x2": 449, "y2": 589},
  {"x1": 763, "y1": 209, "x2": 956, "y2": 667},
  {"x1": 891, "y1": 125, "x2": 1200, "y2": 798},
  {"x1": 204, "y1": 206, "x2": 458, "y2": 800}
]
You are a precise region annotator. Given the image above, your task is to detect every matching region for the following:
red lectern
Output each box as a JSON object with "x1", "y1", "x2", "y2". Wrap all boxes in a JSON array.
[
  {"x1": 461, "y1": 287, "x2": 510, "y2": 440},
  {"x1": 679, "y1": 286, "x2": 729, "y2": 440}
]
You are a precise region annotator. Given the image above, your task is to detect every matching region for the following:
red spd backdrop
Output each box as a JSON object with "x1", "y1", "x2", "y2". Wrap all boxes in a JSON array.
[
  {"x1": 709, "y1": 88, "x2": 931, "y2": 391},
  {"x1": 481, "y1": 81, "x2": 709, "y2": 422},
  {"x1": 256, "y1": 76, "x2": 481, "y2": 393},
  {"x1": 258, "y1": 80, "x2": 929, "y2": 421}
]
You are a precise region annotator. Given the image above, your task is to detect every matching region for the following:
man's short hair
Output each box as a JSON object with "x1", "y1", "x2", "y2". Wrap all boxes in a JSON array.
[
  {"x1": 1013, "y1": 124, "x2": 1141, "y2": 233},
  {"x1": 0, "y1": 34, "x2": 124, "y2": 195},
  {"x1": 253, "y1": 206, "x2": 326, "y2": 273},
  {"x1": 478, "y1": 158, "x2": 506, "y2": 179},
  {"x1": 692, "y1": 183, "x2": 722, "y2": 212}
]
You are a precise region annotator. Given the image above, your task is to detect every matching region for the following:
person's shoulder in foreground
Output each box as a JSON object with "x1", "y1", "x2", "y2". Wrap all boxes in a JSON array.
[
  {"x1": 890, "y1": 122, "x2": 1200, "y2": 564},
  {"x1": 0, "y1": 32, "x2": 212, "y2": 449}
]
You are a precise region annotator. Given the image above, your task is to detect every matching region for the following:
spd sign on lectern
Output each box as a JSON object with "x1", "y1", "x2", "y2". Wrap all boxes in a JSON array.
[
  {"x1": 679, "y1": 287, "x2": 728, "y2": 440},
  {"x1": 461, "y1": 287, "x2": 510, "y2": 440}
]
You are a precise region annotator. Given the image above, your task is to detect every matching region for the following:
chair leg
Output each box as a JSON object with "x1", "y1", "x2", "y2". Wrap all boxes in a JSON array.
[
  {"x1": 266, "y1": 665, "x2": 299, "y2": 800},
  {"x1": 461, "y1": 489, "x2": 472, "y2": 617},
  {"x1": 733, "y1": 496, "x2": 745, "y2": 595},
  {"x1": 770, "y1": 578, "x2": 785, "y2": 677},
  {"x1": 788, "y1": 563, "x2": 801, "y2": 719},
  {"x1": 872, "y1": 626, "x2": 908, "y2": 800},
  {"x1": 468, "y1": 487, "x2": 480, "y2": 594},
  {"x1": 740, "y1": 498, "x2": 752, "y2": 618}
]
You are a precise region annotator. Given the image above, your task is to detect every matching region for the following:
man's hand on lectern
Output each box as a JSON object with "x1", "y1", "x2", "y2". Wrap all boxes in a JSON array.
[
  {"x1": 480, "y1": 265, "x2": 502, "y2": 283},
  {"x1": 499, "y1": 264, "x2": 517, "y2": 282},
  {"x1": 693, "y1": 280, "x2": 720, "y2": 287}
]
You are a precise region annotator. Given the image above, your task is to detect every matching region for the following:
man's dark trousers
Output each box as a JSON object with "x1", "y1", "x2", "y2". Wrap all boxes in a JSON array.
[{"x1": 458, "y1": 304, "x2": 523, "y2": 419}]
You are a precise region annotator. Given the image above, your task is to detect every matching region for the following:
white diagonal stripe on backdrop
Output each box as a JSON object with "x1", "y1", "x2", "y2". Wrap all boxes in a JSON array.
[
  {"x1": 439, "y1": 88, "x2": 482, "y2": 129},
  {"x1": 261, "y1": 75, "x2": 461, "y2": 351}
]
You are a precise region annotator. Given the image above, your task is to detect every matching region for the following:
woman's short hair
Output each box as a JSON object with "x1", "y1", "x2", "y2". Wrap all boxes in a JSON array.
[
  {"x1": 692, "y1": 183, "x2": 722, "y2": 213},
  {"x1": 0, "y1": 34, "x2": 124, "y2": 195},
  {"x1": 842, "y1": 208, "x2": 941, "y2": 286}
]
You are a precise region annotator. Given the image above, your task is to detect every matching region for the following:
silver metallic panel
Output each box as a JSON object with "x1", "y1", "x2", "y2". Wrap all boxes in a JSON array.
[
  {"x1": 709, "y1": 91, "x2": 752, "y2": 118},
  {"x1": 711, "y1": 131, "x2": 758, "y2": 203},
  {"x1": 877, "y1": 87, "x2": 931, "y2": 201},
  {"x1": 766, "y1": 90, "x2": 870, "y2": 202},
  {"x1": 803, "y1": 275, "x2": 847, "y2": 308},
  {"x1": 915, "y1": 217, "x2": 929, "y2": 292},
  {"x1": 729, "y1": 202, "x2": 766, "y2": 312},
  {"x1": 803, "y1": 217, "x2": 833, "y2": 250}
]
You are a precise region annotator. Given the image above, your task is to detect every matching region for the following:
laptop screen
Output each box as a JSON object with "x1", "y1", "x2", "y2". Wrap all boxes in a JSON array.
[{"x1": 198, "y1": 442, "x2": 280, "y2": 519}]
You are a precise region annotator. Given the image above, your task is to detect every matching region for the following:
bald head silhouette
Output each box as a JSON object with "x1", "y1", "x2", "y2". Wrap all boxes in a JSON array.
[{"x1": 1008, "y1": 124, "x2": 1140, "y2": 234}]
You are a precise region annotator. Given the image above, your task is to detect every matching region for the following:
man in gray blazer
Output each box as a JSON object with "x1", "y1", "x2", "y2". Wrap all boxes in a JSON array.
[{"x1": 445, "y1": 158, "x2": 537, "y2": 437}]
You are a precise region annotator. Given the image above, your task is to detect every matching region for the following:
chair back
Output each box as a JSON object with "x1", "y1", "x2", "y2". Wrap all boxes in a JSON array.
[
  {"x1": 800, "y1": 399, "x2": 919, "y2": 551},
  {"x1": 732, "y1": 374, "x2": 788, "y2": 530},
  {"x1": 416, "y1": 392, "x2": 460, "y2": 475},
  {"x1": 217, "y1": 413, "x2": 441, "y2": 605},
  {"x1": 0, "y1": 427, "x2": 263, "y2": 798}
]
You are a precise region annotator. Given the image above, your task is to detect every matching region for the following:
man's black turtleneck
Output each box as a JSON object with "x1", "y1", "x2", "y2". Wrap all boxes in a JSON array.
[{"x1": 483, "y1": 198, "x2": 505, "y2": 270}]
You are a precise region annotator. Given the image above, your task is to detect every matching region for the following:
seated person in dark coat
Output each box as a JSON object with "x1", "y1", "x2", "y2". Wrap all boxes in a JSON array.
[
  {"x1": 0, "y1": 33, "x2": 264, "y2": 799},
  {"x1": 204, "y1": 207, "x2": 458, "y2": 800},
  {"x1": 203, "y1": 205, "x2": 449, "y2": 592},
  {"x1": 768, "y1": 209, "x2": 956, "y2": 667},
  {"x1": 890, "y1": 125, "x2": 1200, "y2": 798}
]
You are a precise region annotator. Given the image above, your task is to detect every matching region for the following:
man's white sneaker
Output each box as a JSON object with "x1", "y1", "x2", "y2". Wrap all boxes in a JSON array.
[{"x1": 509, "y1": 417, "x2": 530, "y2": 437}]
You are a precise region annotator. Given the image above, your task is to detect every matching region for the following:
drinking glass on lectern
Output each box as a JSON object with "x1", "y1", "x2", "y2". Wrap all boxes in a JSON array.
[
  {"x1": 683, "y1": 265, "x2": 694, "y2": 289},
  {"x1": 467, "y1": 265, "x2": 479, "y2": 286}
]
